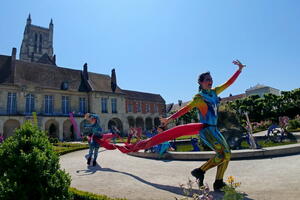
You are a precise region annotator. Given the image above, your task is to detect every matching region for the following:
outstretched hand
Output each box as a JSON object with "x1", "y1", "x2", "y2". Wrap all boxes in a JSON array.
[{"x1": 232, "y1": 59, "x2": 246, "y2": 71}]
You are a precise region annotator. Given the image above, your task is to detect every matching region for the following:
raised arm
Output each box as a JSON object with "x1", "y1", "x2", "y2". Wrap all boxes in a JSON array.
[
  {"x1": 214, "y1": 60, "x2": 245, "y2": 95},
  {"x1": 160, "y1": 94, "x2": 208, "y2": 126}
]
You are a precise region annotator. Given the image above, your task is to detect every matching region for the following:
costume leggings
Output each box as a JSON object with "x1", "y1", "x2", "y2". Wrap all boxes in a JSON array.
[
  {"x1": 199, "y1": 126, "x2": 231, "y2": 180},
  {"x1": 88, "y1": 142, "x2": 99, "y2": 160}
]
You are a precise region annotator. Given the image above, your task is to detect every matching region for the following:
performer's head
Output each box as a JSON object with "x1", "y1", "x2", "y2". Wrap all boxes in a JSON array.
[
  {"x1": 84, "y1": 113, "x2": 99, "y2": 124},
  {"x1": 198, "y1": 72, "x2": 213, "y2": 91}
]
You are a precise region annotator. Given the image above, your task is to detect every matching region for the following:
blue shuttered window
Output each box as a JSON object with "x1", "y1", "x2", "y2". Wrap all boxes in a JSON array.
[
  {"x1": 44, "y1": 95, "x2": 53, "y2": 114},
  {"x1": 101, "y1": 98, "x2": 108, "y2": 113},
  {"x1": 79, "y1": 97, "x2": 86, "y2": 114},
  {"x1": 25, "y1": 94, "x2": 35, "y2": 113},
  {"x1": 111, "y1": 98, "x2": 117, "y2": 113},
  {"x1": 7, "y1": 92, "x2": 17, "y2": 114},
  {"x1": 62, "y1": 96, "x2": 70, "y2": 114}
]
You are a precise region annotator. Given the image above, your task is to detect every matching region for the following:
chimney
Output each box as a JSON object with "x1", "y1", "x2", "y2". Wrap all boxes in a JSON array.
[
  {"x1": 111, "y1": 68, "x2": 117, "y2": 92},
  {"x1": 27, "y1": 14, "x2": 31, "y2": 25},
  {"x1": 11, "y1": 48, "x2": 16, "y2": 61},
  {"x1": 83, "y1": 63, "x2": 89, "y2": 80}
]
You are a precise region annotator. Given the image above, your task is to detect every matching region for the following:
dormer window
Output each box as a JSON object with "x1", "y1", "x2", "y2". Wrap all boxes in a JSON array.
[{"x1": 61, "y1": 81, "x2": 69, "y2": 90}]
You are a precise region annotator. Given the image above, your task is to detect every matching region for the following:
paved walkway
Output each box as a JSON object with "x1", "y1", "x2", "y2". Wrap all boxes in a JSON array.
[{"x1": 60, "y1": 148, "x2": 300, "y2": 200}]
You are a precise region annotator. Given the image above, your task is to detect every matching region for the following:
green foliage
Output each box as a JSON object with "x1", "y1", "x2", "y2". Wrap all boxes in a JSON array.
[
  {"x1": 171, "y1": 108, "x2": 199, "y2": 125},
  {"x1": 240, "y1": 140, "x2": 296, "y2": 149},
  {"x1": 49, "y1": 137, "x2": 60, "y2": 144},
  {"x1": 222, "y1": 186, "x2": 244, "y2": 200},
  {"x1": 69, "y1": 187, "x2": 127, "y2": 200},
  {"x1": 218, "y1": 104, "x2": 244, "y2": 131},
  {"x1": 53, "y1": 142, "x2": 89, "y2": 156},
  {"x1": 228, "y1": 88, "x2": 300, "y2": 123},
  {"x1": 222, "y1": 176, "x2": 245, "y2": 200},
  {"x1": 0, "y1": 122, "x2": 71, "y2": 200},
  {"x1": 288, "y1": 118, "x2": 300, "y2": 130}
]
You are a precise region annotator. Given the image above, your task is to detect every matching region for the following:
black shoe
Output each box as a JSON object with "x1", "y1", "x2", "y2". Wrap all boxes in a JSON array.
[
  {"x1": 93, "y1": 160, "x2": 97, "y2": 166},
  {"x1": 191, "y1": 168, "x2": 205, "y2": 187},
  {"x1": 87, "y1": 157, "x2": 91, "y2": 165},
  {"x1": 213, "y1": 179, "x2": 227, "y2": 191}
]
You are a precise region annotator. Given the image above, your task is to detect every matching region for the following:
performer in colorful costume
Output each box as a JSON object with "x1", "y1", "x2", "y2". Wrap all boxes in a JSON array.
[
  {"x1": 160, "y1": 60, "x2": 245, "y2": 190},
  {"x1": 83, "y1": 113, "x2": 103, "y2": 166}
]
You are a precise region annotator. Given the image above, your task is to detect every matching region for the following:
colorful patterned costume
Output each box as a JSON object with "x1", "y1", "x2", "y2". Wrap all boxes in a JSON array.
[
  {"x1": 167, "y1": 69, "x2": 241, "y2": 180},
  {"x1": 83, "y1": 114, "x2": 103, "y2": 165}
]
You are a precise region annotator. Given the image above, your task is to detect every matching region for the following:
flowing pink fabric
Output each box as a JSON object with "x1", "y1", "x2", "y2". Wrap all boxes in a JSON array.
[
  {"x1": 94, "y1": 123, "x2": 207, "y2": 153},
  {"x1": 69, "y1": 113, "x2": 82, "y2": 139}
]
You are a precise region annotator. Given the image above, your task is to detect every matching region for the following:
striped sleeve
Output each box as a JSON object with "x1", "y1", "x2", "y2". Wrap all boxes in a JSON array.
[
  {"x1": 214, "y1": 69, "x2": 241, "y2": 95},
  {"x1": 168, "y1": 94, "x2": 208, "y2": 120}
]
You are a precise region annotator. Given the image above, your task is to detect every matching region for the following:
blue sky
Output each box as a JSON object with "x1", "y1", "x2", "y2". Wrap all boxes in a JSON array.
[{"x1": 1, "y1": 0, "x2": 299, "y2": 104}]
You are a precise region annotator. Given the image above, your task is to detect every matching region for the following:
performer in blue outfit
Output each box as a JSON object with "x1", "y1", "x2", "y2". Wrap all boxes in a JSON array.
[
  {"x1": 160, "y1": 60, "x2": 245, "y2": 190},
  {"x1": 84, "y1": 113, "x2": 103, "y2": 166}
]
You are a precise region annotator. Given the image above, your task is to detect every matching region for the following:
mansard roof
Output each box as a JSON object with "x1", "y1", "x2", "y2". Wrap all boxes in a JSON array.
[
  {"x1": 123, "y1": 89, "x2": 165, "y2": 103},
  {"x1": 0, "y1": 54, "x2": 164, "y2": 100},
  {"x1": 13, "y1": 60, "x2": 82, "y2": 91},
  {"x1": 0, "y1": 55, "x2": 123, "y2": 94},
  {"x1": 88, "y1": 72, "x2": 123, "y2": 93}
]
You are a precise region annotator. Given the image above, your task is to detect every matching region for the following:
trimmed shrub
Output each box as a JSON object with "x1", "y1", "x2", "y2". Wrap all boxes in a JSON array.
[
  {"x1": 0, "y1": 122, "x2": 71, "y2": 200},
  {"x1": 49, "y1": 137, "x2": 60, "y2": 144}
]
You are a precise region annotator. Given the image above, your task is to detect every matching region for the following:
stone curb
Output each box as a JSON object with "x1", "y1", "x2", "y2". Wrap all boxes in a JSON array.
[{"x1": 128, "y1": 143, "x2": 300, "y2": 160}]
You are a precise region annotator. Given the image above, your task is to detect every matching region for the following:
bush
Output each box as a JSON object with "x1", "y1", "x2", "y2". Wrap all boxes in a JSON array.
[
  {"x1": 0, "y1": 122, "x2": 71, "y2": 200},
  {"x1": 288, "y1": 119, "x2": 300, "y2": 130},
  {"x1": 49, "y1": 137, "x2": 60, "y2": 144}
]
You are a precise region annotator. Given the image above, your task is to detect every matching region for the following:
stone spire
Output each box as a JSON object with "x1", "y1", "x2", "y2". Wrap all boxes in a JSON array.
[
  {"x1": 20, "y1": 15, "x2": 55, "y2": 64},
  {"x1": 26, "y1": 14, "x2": 31, "y2": 25}
]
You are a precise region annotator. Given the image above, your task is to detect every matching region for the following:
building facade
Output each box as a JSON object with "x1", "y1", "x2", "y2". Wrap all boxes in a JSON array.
[
  {"x1": 20, "y1": 14, "x2": 55, "y2": 64},
  {"x1": 245, "y1": 84, "x2": 281, "y2": 97},
  {"x1": 0, "y1": 16, "x2": 165, "y2": 140}
]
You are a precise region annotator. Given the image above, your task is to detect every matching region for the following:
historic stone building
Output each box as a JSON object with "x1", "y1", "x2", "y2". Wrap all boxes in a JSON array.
[
  {"x1": 20, "y1": 14, "x2": 55, "y2": 64},
  {"x1": 0, "y1": 16, "x2": 165, "y2": 140},
  {"x1": 245, "y1": 84, "x2": 281, "y2": 97}
]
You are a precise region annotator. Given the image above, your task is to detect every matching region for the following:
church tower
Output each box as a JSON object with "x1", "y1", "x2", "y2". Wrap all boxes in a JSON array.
[{"x1": 20, "y1": 14, "x2": 55, "y2": 65}]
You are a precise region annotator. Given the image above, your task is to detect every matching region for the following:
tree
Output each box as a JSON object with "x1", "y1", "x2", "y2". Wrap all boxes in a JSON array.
[{"x1": 0, "y1": 122, "x2": 71, "y2": 200}]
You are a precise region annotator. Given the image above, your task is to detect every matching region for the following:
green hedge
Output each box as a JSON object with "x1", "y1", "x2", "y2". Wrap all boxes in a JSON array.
[
  {"x1": 53, "y1": 142, "x2": 89, "y2": 155},
  {"x1": 69, "y1": 187, "x2": 126, "y2": 200}
]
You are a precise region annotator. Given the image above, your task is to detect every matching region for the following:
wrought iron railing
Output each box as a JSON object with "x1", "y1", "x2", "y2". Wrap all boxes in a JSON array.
[{"x1": 0, "y1": 109, "x2": 84, "y2": 117}]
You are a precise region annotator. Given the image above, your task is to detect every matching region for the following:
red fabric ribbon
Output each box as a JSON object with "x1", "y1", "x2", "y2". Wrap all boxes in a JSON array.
[{"x1": 93, "y1": 123, "x2": 207, "y2": 153}]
